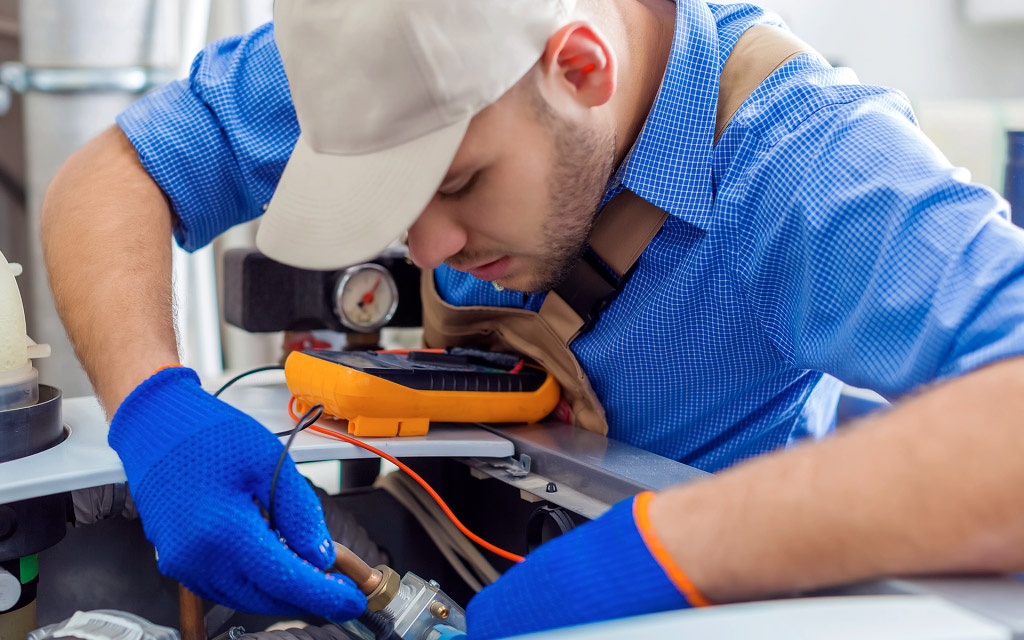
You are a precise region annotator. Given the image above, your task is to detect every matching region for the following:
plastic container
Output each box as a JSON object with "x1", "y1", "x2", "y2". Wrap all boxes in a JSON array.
[
  {"x1": 0, "y1": 362, "x2": 39, "y2": 411},
  {"x1": 28, "y1": 610, "x2": 180, "y2": 640},
  {"x1": 0, "y1": 249, "x2": 47, "y2": 411}
]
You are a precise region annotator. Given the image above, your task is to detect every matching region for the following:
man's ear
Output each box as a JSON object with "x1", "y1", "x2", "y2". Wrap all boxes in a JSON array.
[{"x1": 539, "y1": 21, "x2": 616, "y2": 110}]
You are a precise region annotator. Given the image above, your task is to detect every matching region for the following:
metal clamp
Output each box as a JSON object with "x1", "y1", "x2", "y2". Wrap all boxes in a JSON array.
[{"x1": 485, "y1": 454, "x2": 532, "y2": 478}]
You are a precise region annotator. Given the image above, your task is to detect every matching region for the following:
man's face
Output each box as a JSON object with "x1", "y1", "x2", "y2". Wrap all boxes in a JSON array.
[{"x1": 406, "y1": 77, "x2": 617, "y2": 294}]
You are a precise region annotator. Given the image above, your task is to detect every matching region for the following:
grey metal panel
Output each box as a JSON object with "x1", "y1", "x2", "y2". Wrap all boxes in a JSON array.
[{"x1": 477, "y1": 420, "x2": 709, "y2": 508}]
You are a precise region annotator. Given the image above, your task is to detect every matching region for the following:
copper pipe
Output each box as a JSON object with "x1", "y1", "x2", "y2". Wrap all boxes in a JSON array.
[
  {"x1": 178, "y1": 583, "x2": 205, "y2": 640},
  {"x1": 332, "y1": 541, "x2": 382, "y2": 595}
]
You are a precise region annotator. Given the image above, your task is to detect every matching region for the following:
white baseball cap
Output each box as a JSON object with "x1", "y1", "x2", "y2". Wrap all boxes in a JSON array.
[{"x1": 257, "y1": 0, "x2": 576, "y2": 270}]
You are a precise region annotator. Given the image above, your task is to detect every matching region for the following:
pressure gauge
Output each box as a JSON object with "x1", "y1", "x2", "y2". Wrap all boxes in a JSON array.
[{"x1": 333, "y1": 263, "x2": 399, "y2": 332}]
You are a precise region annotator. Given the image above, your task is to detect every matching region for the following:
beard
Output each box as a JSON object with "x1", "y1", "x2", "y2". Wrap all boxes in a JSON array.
[{"x1": 497, "y1": 89, "x2": 617, "y2": 295}]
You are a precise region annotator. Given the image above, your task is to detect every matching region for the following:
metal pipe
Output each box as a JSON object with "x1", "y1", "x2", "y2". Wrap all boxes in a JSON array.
[
  {"x1": 330, "y1": 542, "x2": 400, "y2": 613},
  {"x1": 332, "y1": 541, "x2": 381, "y2": 595},
  {"x1": 0, "y1": 64, "x2": 173, "y2": 93},
  {"x1": 178, "y1": 584, "x2": 206, "y2": 640}
]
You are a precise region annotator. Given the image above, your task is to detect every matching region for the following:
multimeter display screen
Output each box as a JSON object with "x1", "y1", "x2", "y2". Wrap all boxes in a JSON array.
[{"x1": 304, "y1": 350, "x2": 548, "y2": 393}]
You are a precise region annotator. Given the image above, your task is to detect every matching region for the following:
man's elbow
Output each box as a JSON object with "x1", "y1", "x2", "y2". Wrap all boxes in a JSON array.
[
  {"x1": 42, "y1": 125, "x2": 168, "y2": 253},
  {"x1": 42, "y1": 126, "x2": 124, "y2": 239}
]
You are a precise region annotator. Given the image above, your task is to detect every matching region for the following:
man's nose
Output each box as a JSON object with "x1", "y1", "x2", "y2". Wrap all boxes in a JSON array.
[{"x1": 406, "y1": 200, "x2": 468, "y2": 270}]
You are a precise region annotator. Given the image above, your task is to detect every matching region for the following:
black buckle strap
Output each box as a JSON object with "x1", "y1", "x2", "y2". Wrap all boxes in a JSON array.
[{"x1": 552, "y1": 248, "x2": 637, "y2": 335}]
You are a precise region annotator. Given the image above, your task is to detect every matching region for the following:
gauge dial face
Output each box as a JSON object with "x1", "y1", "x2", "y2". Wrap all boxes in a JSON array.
[{"x1": 333, "y1": 263, "x2": 399, "y2": 332}]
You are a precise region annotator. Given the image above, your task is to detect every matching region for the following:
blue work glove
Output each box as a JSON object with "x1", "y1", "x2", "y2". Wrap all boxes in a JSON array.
[
  {"x1": 467, "y1": 492, "x2": 707, "y2": 639},
  {"x1": 109, "y1": 366, "x2": 366, "y2": 619}
]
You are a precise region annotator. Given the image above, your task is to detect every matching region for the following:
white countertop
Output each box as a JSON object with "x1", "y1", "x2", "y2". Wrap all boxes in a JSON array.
[{"x1": 0, "y1": 382, "x2": 514, "y2": 504}]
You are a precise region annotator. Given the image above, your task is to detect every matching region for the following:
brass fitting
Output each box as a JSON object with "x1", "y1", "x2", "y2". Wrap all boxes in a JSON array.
[
  {"x1": 331, "y1": 542, "x2": 400, "y2": 612},
  {"x1": 429, "y1": 601, "x2": 450, "y2": 620},
  {"x1": 366, "y1": 565, "x2": 401, "y2": 612}
]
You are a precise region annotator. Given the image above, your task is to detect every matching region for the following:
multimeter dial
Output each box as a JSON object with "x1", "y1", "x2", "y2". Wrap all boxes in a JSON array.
[{"x1": 333, "y1": 263, "x2": 399, "y2": 332}]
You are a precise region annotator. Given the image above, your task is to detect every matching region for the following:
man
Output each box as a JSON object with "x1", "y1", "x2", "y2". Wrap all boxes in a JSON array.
[{"x1": 41, "y1": 0, "x2": 1024, "y2": 638}]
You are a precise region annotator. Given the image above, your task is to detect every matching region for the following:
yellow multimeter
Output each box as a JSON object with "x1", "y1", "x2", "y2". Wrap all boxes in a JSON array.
[{"x1": 284, "y1": 348, "x2": 561, "y2": 437}]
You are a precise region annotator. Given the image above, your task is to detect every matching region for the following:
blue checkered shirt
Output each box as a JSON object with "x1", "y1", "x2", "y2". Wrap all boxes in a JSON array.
[{"x1": 117, "y1": 2, "x2": 1024, "y2": 472}]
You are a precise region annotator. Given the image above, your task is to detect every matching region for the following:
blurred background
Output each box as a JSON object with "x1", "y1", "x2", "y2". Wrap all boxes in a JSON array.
[
  {"x1": 0, "y1": 0, "x2": 276, "y2": 399},
  {"x1": 0, "y1": 0, "x2": 1021, "y2": 400}
]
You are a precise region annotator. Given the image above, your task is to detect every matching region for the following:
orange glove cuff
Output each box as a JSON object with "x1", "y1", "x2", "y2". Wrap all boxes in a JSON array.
[
  {"x1": 633, "y1": 491, "x2": 713, "y2": 607},
  {"x1": 152, "y1": 364, "x2": 184, "y2": 375}
]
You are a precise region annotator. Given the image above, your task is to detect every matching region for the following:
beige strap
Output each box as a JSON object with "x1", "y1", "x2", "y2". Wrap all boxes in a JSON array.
[
  {"x1": 589, "y1": 190, "x2": 670, "y2": 277},
  {"x1": 539, "y1": 292, "x2": 584, "y2": 344},
  {"x1": 715, "y1": 25, "x2": 816, "y2": 143},
  {"x1": 538, "y1": 190, "x2": 669, "y2": 343}
]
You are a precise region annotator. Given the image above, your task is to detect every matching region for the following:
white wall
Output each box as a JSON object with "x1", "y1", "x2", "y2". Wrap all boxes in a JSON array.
[
  {"x1": 751, "y1": 0, "x2": 1024, "y2": 194},
  {"x1": 756, "y1": 0, "x2": 1024, "y2": 101}
]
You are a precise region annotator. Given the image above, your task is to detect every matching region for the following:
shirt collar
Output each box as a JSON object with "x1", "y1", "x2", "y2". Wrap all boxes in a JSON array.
[{"x1": 609, "y1": 0, "x2": 721, "y2": 229}]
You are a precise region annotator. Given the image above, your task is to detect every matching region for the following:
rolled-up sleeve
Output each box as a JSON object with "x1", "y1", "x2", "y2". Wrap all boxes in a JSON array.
[
  {"x1": 116, "y1": 22, "x2": 298, "y2": 251},
  {"x1": 732, "y1": 91, "x2": 1024, "y2": 399}
]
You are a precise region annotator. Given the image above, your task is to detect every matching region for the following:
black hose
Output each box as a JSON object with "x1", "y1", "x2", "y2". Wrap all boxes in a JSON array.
[
  {"x1": 313, "y1": 485, "x2": 390, "y2": 568},
  {"x1": 236, "y1": 613, "x2": 399, "y2": 640},
  {"x1": 356, "y1": 611, "x2": 401, "y2": 640},
  {"x1": 239, "y1": 624, "x2": 355, "y2": 640},
  {"x1": 70, "y1": 482, "x2": 137, "y2": 525}
]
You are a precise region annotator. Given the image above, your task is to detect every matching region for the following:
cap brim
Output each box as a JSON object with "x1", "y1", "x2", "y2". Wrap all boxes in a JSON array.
[{"x1": 257, "y1": 118, "x2": 470, "y2": 270}]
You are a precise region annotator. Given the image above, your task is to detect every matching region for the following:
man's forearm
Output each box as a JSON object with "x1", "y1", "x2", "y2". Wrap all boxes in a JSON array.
[
  {"x1": 650, "y1": 355, "x2": 1024, "y2": 603},
  {"x1": 42, "y1": 125, "x2": 180, "y2": 414}
]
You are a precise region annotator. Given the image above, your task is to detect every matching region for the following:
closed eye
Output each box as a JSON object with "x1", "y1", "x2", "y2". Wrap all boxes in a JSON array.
[{"x1": 438, "y1": 171, "x2": 481, "y2": 201}]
